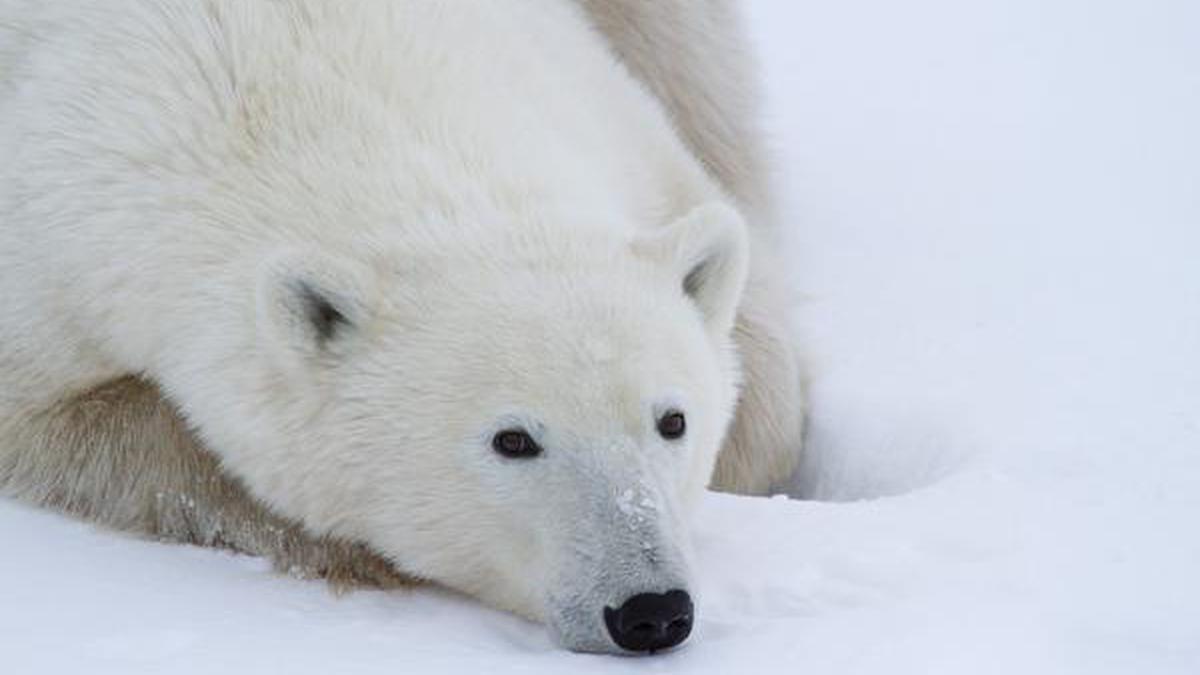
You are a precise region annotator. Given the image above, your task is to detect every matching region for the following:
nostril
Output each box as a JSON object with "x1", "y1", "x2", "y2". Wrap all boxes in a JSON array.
[
  {"x1": 603, "y1": 589, "x2": 694, "y2": 653},
  {"x1": 631, "y1": 621, "x2": 660, "y2": 637}
]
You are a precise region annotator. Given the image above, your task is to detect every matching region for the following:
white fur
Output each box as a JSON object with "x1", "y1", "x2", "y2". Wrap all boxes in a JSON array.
[
  {"x1": 0, "y1": 0, "x2": 759, "y2": 652},
  {"x1": 576, "y1": 0, "x2": 807, "y2": 494}
]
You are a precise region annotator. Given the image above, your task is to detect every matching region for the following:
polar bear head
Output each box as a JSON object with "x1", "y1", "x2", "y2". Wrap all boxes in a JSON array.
[{"x1": 240, "y1": 203, "x2": 747, "y2": 653}]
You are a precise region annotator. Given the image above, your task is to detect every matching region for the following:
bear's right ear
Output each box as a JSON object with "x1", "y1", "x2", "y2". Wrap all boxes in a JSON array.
[
  {"x1": 255, "y1": 251, "x2": 378, "y2": 370},
  {"x1": 634, "y1": 202, "x2": 750, "y2": 335}
]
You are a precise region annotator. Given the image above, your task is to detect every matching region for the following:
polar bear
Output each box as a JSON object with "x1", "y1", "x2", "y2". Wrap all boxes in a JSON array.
[{"x1": 0, "y1": 0, "x2": 804, "y2": 653}]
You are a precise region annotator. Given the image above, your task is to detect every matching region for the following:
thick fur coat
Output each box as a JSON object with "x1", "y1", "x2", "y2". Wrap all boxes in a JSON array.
[{"x1": 0, "y1": 0, "x2": 804, "y2": 652}]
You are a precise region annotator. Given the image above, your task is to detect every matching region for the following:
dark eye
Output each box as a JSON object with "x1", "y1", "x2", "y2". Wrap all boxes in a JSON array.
[
  {"x1": 657, "y1": 410, "x2": 687, "y2": 440},
  {"x1": 492, "y1": 429, "x2": 543, "y2": 459}
]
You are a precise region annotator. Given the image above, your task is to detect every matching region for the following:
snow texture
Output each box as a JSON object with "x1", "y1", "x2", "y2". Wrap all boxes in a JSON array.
[{"x1": 3, "y1": 1, "x2": 1198, "y2": 672}]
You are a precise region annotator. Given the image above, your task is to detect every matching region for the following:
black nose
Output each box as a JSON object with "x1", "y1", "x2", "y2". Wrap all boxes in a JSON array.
[{"x1": 603, "y1": 589, "x2": 694, "y2": 653}]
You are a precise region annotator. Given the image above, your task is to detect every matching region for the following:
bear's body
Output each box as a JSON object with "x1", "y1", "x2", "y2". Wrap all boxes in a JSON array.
[{"x1": 0, "y1": 0, "x2": 804, "y2": 653}]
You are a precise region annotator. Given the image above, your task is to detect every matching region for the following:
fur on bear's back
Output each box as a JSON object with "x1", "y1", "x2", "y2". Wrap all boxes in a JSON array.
[{"x1": 574, "y1": 0, "x2": 770, "y2": 220}]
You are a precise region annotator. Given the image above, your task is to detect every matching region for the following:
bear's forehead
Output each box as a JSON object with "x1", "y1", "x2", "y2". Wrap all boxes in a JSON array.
[
  {"x1": 581, "y1": 335, "x2": 618, "y2": 365},
  {"x1": 387, "y1": 260, "x2": 707, "y2": 396},
  {"x1": 489, "y1": 329, "x2": 695, "y2": 416}
]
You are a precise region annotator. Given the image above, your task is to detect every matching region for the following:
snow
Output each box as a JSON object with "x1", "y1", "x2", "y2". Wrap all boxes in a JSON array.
[{"x1": 3, "y1": 1, "x2": 1199, "y2": 672}]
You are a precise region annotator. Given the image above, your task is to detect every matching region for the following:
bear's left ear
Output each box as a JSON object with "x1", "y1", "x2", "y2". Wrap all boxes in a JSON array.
[
  {"x1": 634, "y1": 202, "x2": 749, "y2": 334},
  {"x1": 256, "y1": 250, "x2": 378, "y2": 372}
]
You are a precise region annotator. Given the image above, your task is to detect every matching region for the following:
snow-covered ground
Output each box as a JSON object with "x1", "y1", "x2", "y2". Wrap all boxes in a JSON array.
[{"x1": 4, "y1": 2, "x2": 1198, "y2": 673}]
